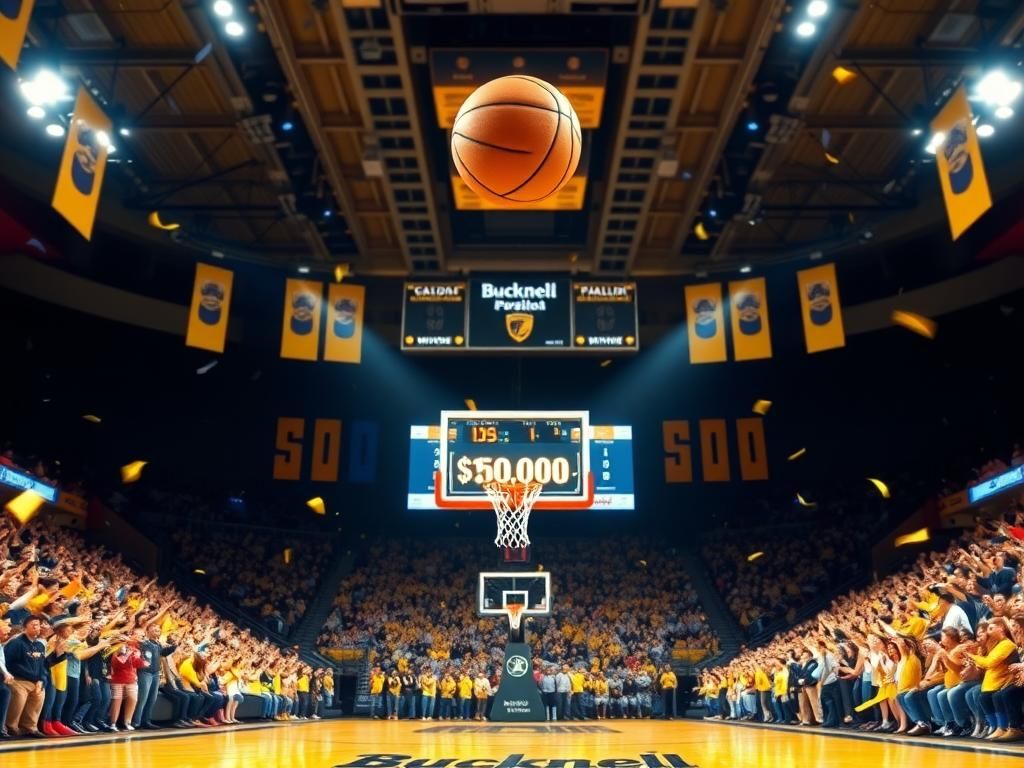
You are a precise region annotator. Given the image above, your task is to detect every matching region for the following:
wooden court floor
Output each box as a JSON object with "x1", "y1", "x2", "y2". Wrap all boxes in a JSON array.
[{"x1": 1, "y1": 718, "x2": 1021, "y2": 768}]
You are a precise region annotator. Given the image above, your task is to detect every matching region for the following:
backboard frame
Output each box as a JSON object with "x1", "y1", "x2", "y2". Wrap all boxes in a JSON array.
[
  {"x1": 478, "y1": 570, "x2": 552, "y2": 617},
  {"x1": 436, "y1": 409, "x2": 593, "y2": 509}
]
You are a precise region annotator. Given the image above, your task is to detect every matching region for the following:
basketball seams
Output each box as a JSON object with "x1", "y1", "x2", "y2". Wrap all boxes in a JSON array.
[
  {"x1": 452, "y1": 75, "x2": 581, "y2": 204},
  {"x1": 499, "y1": 77, "x2": 562, "y2": 198}
]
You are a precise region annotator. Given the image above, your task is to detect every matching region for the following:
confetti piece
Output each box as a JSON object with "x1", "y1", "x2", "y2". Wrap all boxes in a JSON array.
[
  {"x1": 891, "y1": 310, "x2": 937, "y2": 339},
  {"x1": 334, "y1": 264, "x2": 350, "y2": 283},
  {"x1": 120, "y1": 460, "x2": 147, "y2": 484},
  {"x1": 600, "y1": 359, "x2": 613, "y2": 368},
  {"x1": 193, "y1": 569, "x2": 207, "y2": 576},
  {"x1": 694, "y1": 221, "x2": 709, "y2": 241},
  {"x1": 753, "y1": 399, "x2": 772, "y2": 416},
  {"x1": 307, "y1": 497, "x2": 326, "y2": 515},
  {"x1": 867, "y1": 477, "x2": 891, "y2": 499},
  {"x1": 82, "y1": 414, "x2": 102, "y2": 424},
  {"x1": 196, "y1": 360, "x2": 219, "y2": 375},
  {"x1": 747, "y1": 551, "x2": 764, "y2": 562},
  {"x1": 796, "y1": 492, "x2": 817, "y2": 509},
  {"x1": 283, "y1": 548, "x2": 293, "y2": 565},
  {"x1": 638, "y1": 559, "x2": 648, "y2": 568},
  {"x1": 895, "y1": 528, "x2": 930, "y2": 547},
  {"x1": 787, "y1": 448, "x2": 807, "y2": 461},
  {"x1": 832, "y1": 66, "x2": 857, "y2": 85},
  {"x1": 824, "y1": 151, "x2": 840, "y2": 165},
  {"x1": 5, "y1": 490, "x2": 45, "y2": 526},
  {"x1": 464, "y1": 399, "x2": 477, "y2": 411},
  {"x1": 148, "y1": 211, "x2": 180, "y2": 231}
]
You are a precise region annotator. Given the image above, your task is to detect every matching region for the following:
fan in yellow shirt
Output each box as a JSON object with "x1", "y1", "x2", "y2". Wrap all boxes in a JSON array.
[
  {"x1": 419, "y1": 669, "x2": 438, "y2": 720},
  {"x1": 569, "y1": 669, "x2": 586, "y2": 720},
  {"x1": 438, "y1": 672, "x2": 457, "y2": 720},
  {"x1": 457, "y1": 671, "x2": 474, "y2": 721},
  {"x1": 659, "y1": 666, "x2": 678, "y2": 720},
  {"x1": 369, "y1": 665, "x2": 385, "y2": 720},
  {"x1": 592, "y1": 672, "x2": 610, "y2": 720}
]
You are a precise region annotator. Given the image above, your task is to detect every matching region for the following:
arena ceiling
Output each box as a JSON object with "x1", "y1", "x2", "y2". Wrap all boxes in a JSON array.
[{"x1": 4, "y1": 0, "x2": 1024, "y2": 279}]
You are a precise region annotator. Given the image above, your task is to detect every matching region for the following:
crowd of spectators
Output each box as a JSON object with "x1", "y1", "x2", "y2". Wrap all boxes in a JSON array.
[
  {"x1": 696, "y1": 508, "x2": 1024, "y2": 742},
  {"x1": 702, "y1": 512, "x2": 871, "y2": 635},
  {"x1": 170, "y1": 528, "x2": 331, "y2": 635},
  {"x1": 318, "y1": 536, "x2": 716, "y2": 720},
  {"x1": 0, "y1": 513, "x2": 333, "y2": 741}
]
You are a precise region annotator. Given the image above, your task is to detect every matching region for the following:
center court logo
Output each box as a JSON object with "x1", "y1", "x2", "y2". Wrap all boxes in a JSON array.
[
  {"x1": 505, "y1": 655, "x2": 529, "y2": 677},
  {"x1": 335, "y1": 753, "x2": 697, "y2": 768}
]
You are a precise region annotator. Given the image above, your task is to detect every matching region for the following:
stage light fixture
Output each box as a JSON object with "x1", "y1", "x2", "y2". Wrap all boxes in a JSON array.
[
  {"x1": 297, "y1": 265, "x2": 311, "y2": 274},
  {"x1": 976, "y1": 123, "x2": 995, "y2": 138},
  {"x1": 224, "y1": 20, "x2": 245, "y2": 37},
  {"x1": 739, "y1": 265, "x2": 752, "y2": 273},
  {"x1": 975, "y1": 69, "x2": 1021, "y2": 108},
  {"x1": 807, "y1": 0, "x2": 828, "y2": 18},
  {"x1": 796, "y1": 21, "x2": 816, "y2": 38},
  {"x1": 45, "y1": 123, "x2": 65, "y2": 137},
  {"x1": 26, "y1": 105, "x2": 45, "y2": 119},
  {"x1": 995, "y1": 105, "x2": 1014, "y2": 120},
  {"x1": 213, "y1": 0, "x2": 234, "y2": 17},
  {"x1": 19, "y1": 69, "x2": 72, "y2": 107}
]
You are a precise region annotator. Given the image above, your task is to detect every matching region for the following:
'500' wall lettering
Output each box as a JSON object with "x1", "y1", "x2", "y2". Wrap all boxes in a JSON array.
[{"x1": 662, "y1": 418, "x2": 768, "y2": 483}]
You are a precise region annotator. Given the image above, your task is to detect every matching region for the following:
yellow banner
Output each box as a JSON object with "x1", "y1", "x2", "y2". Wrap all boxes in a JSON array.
[
  {"x1": 932, "y1": 85, "x2": 991, "y2": 240},
  {"x1": 323, "y1": 283, "x2": 365, "y2": 364},
  {"x1": 797, "y1": 263, "x2": 845, "y2": 353},
  {"x1": 52, "y1": 87, "x2": 111, "y2": 240},
  {"x1": 684, "y1": 283, "x2": 727, "y2": 364},
  {"x1": 0, "y1": 0, "x2": 35, "y2": 70},
  {"x1": 728, "y1": 277, "x2": 772, "y2": 361},
  {"x1": 280, "y1": 279, "x2": 323, "y2": 361},
  {"x1": 185, "y1": 263, "x2": 233, "y2": 353}
]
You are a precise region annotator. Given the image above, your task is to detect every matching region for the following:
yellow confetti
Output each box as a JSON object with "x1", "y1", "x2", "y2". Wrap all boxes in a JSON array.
[
  {"x1": 832, "y1": 66, "x2": 857, "y2": 85},
  {"x1": 148, "y1": 211, "x2": 180, "y2": 231},
  {"x1": 193, "y1": 569, "x2": 207, "y2": 576},
  {"x1": 600, "y1": 359, "x2": 613, "y2": 368},
  {"x1": 82, "y1": 414, "x2": 102, "y2": 424},
  {"x1": 752, "y1": 399, "x2": 772, "y2": 416},
  {"x1": 464, "y1": 398, "x2": 477, "y2": 411},
  {"x1": 120, "y1": 460, "x2": 147, "y2": 484},
  {"x1": 895, "y1": 528, "x2": 930, "y2": 547},
  {"x1": 787, "y1": 448, "x2": 807, "y2": 461},
  {"x1": 796, "y1": 492, "x2": 817, "y2": 508},
  {"x1": 307, "y1": 497, "x2": 326, "y2": 515},
  {"x1": 693, "y1": 221, "x2": 709, "y2": 241},
  {"x1": 867, "y1": 477, "x2": 891, "y2": 499},
  {"x1": 824, "y1": 151, "x2": 840, "y2": 165},
  {"x1": 283, "y1": 548, "x2": 293, "y2": 565},
  {"x1": 5, "y1": 490, "x2": 45, "y2": 526},
  {"x1": 747, "y1": 551, "x2": 764, "y2": 562},
  {"x1": 891, "y1": 310, "x2": 937, "y2": 340},
  {"x1": 334, "y1": 264, "x2": 350, "y2": 283}
]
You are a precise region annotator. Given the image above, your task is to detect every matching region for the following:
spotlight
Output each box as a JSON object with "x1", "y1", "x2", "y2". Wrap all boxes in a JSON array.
[
  {"x1": 96, "y1": 130, "x2": 112, "y2": 148},
  {"x1": 45, "y1": 123, "x2": 65, "y2": 138},
  {"x1": 910, "y1": 127, "x2": 923, "y2": 137},
  {"x1": 796, "y1": 21, "x2": 816, "y2": 38},
  {"x1": 323, "y1": 208, "x2": 333, "y2": 218},
  {"x1": 975, "y1": 70, "x2": 1022, "y2": 108},
  {"x1": 807, "y1": 0, "x2": 828, "y2": 18},
  {"x1": 976, "y1": 123, "x2": 995, "y2": 138},
  {"x1": 995, "y1": 105, "x2": 1014, "y2": 120},
  {"x1": 19, "y1": 69, "x2": 72, "y2": 107},
  {"x1": 739, "y1": 265, "x2": 752, "y2": 273},
  {"x1": 119, "y1": 127, "x2": 131, "y2": 137},
  {"x1": 925, "y1": 132, "x2": 945, "y2": 155},
  {"x1": 297, "y1": 266, "x2": 311, "y2": 274},
  {"x1": 26, "y1": 105, "x2": 45, "y2": 119},
  {"x1": 213, "y1": 0, "x2": 234, "y2": 17},
  {"x1": 708, "y1": 208, "x2": 718, "y2": 218},
  {"x1": 746, "y1": 120, "x2": 759, "y2": 131},
  {"x1": 281, "y1": 120, "x2": 294, "y2": 131},
  {"x1": 224, "y1": 20, "x2": 245, "y2": 37}
]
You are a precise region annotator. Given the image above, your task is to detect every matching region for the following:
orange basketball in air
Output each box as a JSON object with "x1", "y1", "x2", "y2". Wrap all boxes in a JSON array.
[{"x1": 451, "y1": 75, "x2": 582, "y2": 206}]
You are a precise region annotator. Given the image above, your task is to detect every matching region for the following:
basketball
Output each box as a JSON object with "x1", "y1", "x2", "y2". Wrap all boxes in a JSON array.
[{"x1": 451, "y1": 75, "x2": 582, "y2": 206}]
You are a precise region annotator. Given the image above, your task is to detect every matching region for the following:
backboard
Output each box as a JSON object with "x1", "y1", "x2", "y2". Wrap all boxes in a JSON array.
[{"x1": 478, "y1": 571, "x2": 552, "y2": 617}]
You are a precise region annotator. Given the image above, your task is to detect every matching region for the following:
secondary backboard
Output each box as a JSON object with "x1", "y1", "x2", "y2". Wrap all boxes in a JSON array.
[
  {"x1": 437, "y1": 410, "x2": 593, "y2": 509},
  {"x1": 478, "y1": 571, "x2": 552, "y2": 617}
]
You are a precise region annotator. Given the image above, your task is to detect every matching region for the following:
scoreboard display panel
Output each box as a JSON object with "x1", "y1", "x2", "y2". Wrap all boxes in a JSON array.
[
  {"x1": 401, "y1": 282, "x2": 467, "y2": 350},
  {"x1": 401, "y1": 278, "x2": 639, "y2": 352},
  {"x1": 572, "y1": 282, "x2": 639, "y2": 350},
  {"x1": 440, "y1": 410, "x2": 589, "y2": 502}
]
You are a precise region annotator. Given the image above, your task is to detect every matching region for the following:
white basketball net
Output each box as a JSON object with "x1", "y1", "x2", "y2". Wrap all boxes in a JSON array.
[{"x1": 483, "y1": 480, "x2": 544, "y2": 550}]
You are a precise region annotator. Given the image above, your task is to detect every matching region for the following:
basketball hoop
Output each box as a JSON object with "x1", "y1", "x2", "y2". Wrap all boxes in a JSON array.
[
  {"x1": 483, "y1": 480, "x2": 543, "y2": 551},
  {"x1": 505, "y1": 603, "x2": 525, "y2": 633}
]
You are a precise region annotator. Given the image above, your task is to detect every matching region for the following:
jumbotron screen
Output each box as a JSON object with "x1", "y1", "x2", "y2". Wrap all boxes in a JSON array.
[{"x1": 407, "y1": 423, "x2": 635, "y2": 509}]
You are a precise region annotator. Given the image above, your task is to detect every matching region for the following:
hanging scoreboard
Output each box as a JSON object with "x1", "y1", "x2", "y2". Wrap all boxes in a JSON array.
[{"x1": 401, "y1": 278, "x2": 638, "y2": 352}]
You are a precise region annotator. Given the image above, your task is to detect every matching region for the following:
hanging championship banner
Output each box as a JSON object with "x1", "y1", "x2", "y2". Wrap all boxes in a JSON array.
[
  {"x1": 185, "y1": 263, "x2": 233, "y2": 353},
  {"x1": 728, "y1": 277, "x2": 772, "y2": 361},
  {"x1": 684, "y1": 283, "x2": 727, "y2": 364},
  {"x1": 0, "y1": 0, "x2": 35, "y2": 70},
  {"x1": 280, "y1": 279, "x2": 323, "y2": 361},
  {"x1": 323, "y1": 283, "x2": 365, "y2": 364},
  {"x1": 932, "y1": 85, "x2": 991, "y2": 240},
  {"x1": 797, "y1": 263, "x2": 845, "y2": 353},
  {"x1": 51, "y1": 87, "x2": 111, "y2": 240}
]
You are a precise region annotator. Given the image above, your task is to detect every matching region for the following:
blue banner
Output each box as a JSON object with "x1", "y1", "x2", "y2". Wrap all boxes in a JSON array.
[{"x1": 0, "y1": 465, "x2": 58, "y2": 502}]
